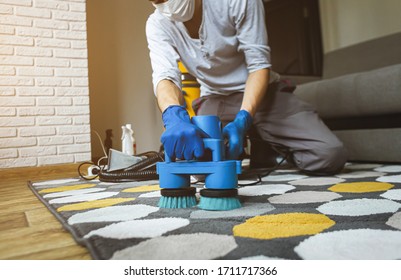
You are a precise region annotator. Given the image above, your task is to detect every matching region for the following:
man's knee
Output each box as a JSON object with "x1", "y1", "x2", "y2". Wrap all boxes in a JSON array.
[{"x1": 294, "y1": 143, "x2": 348, "y2": 176}]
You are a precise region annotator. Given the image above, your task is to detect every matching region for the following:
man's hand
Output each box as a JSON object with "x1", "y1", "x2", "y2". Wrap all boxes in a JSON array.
[
  {"x1": 161, "y1": 105, "x2": 207, "y2": 160},
  {"x1": 222, "y1": 110, "x2": 253, "y2": 160}
]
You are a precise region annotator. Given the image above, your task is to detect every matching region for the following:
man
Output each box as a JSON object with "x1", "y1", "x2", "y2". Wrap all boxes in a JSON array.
[{"x1": 146, "y1": 0, "x2": 347, "y2": 175}]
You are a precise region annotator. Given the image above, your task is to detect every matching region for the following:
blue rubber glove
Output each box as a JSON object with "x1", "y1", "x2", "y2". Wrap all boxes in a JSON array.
[
  {"x1": 161, "y1": 105, "x2": 207, "y2": 160},
  {"x1": 222, "y1": 110, "x2": 253, "y2": 160}
]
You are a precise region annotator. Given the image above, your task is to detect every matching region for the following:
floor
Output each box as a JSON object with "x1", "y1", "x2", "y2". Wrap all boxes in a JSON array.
[{"x1": 0, "y1": 164, "x2": 91, "y2": 260}]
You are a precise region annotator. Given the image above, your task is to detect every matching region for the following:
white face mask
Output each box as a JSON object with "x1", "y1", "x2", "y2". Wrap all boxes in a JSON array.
[{"x1": 153, "y1": 0, "x2": 195, "y2": 22}]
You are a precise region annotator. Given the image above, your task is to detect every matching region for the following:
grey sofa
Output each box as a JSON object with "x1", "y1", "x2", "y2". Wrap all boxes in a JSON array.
[{"x1": 294, "y1": 32, "x2": 401, "y2": 163}]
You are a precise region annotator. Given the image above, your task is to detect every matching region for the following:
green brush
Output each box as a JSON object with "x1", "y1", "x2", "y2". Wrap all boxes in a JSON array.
[
  {"x1": 158, "y1": 187, "x2": 197, "y2": 209},
  {"x1": 198, "y1": 188, "x2": 241, "y2": 211}
]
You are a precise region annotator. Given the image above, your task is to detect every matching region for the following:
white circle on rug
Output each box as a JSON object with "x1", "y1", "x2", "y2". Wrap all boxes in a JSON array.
[
  {"x1": 294, "y1": 229, "x2": 401, "y2": 259},
  {"x1": 344, "y1": 163, "x2": 382, "y2": 170},
  {"x1": 380, "y1": 189, "x2": 401, "y2": 201},
  {"x1": 317, "y1": 199, "x2": 401, "y2": 216},
  {"x1": 48, "y1": 192, "x2": 119, "y2": 204},
  {"x1": 386, "y1": 212, "x2": 401, "y2": 230},
  {"x1": 263, "y1": 174, "x2": 308, "y2": 182},
  {"x1": 268, "y1": 191, "x2": 342, "y2": 204},
  {"x1": 238, "y1": 184, "x2": 295, "y2": 197},
  {"x1": 377, "y1": 175, "x2": 401, "y2": 184},
  {"x1": 336, "y1": 171, "x2": 385, "y2": 179},
  {"x1": 111, "y1": 233, "x2": 237, "y2": 260},
  {"x1": 374, "y1": 165, "x2": 401, "y2": 173},
  {"x1": 289, "y1": 177, "x2": 345, "y2": 186},
  {"x1": 68, "y1": 205, "x2": 159, "y2": 225},
  {"x1": 138, "y1": 191, "x2": 161, "y2": 198},
  {"x1": 43, "y1": 188, "x2": 106, "y2": 198},
  {"x1": 85, "y1": 218, "x2": 190, "y2": 239},
  {"x1": 190, "y1": 202, "x2": 275, "y2": 219}
]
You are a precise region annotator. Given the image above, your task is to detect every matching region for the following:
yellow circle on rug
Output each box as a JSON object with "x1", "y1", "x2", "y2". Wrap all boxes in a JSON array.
[
  {"x1": 57, "y1": 198, "x2": 135, "y2": 212},
  {"x1": 233, "y1": 213, "x2": 335, "y2": 240},
  {"x1": 39, "y1": 184, "x2": 96, "y2": 194},
  {"x1": 122, "y1": 185, "x2": 160, "y2": 193},
  {"x1": 329, "y1": 182, "x2": 394, "y2": 193}
]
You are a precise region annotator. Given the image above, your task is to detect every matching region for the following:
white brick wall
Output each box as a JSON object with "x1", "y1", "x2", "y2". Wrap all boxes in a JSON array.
[{"x1": 0, "y1": 0, "x2": 91, "y2": 169}]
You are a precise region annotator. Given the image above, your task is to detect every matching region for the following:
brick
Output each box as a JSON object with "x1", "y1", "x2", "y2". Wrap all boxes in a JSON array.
[
  {"x1": 34, "y1": 0, "x2": 69, "y2": 11},
  {"x1": 0, "y1": 4, "x2": 13, "y2": 14},
  {"x1": 58, "y1": 125, "x2": 90, "y2": 135},
  {"x1": 74, "y1": 152, "x2": 91, "y2": 163},
  {"x1": 0, "y1": 56, "x2": 34, "y2": 66},
  {"x1": 16, "y1": 46, "x2": 52, "y2": 57},
  {"x1": 73, "y1": 115, "x2": 90, "y2": 125},
  {"x1": 56, "y1": 87, "x2": 88, "y2": 96},
  {"x1": 0, "y1": 97, "x2": 35, "y2": 106},
  {"x1": 70, "y1": 22, "x2": 86, "y2": 31},
  {"x1": 36, "y1": 78, "x2": 71, "y2": 87},
  {"x1": 19, "y1": 126, "x2": 56, "y2": 137},
  {"x1": 0, "y1": 148, "x2": 18, "y2": 158},
  {"x1": 16, "y1": 7, "x2": 51, "y2": 19},
  {"x1": 71, "y1": 41, "x2": 87, "y2": 50},
  {"x1": 56, "y1": 106, "x2": 89, "y2": 116},
  {"x1": 58, "y1": 143, "x2": 90, "y2": 155},
  {"x1": 53, "y1": 10, "x2": 86, "y2": 22},
  {"x1": 0, "y1": 87, "x2": 15, "y2": 96},
  {"x1": 0, "y1": 77, "x2": 34, "y2": 86},
  {"x1": 54, "y1": 30, "x2": 86, "y2": 41},
  {"x1": 0, "y1": 127, "x2": 17, "y2": 138},
  {"x1": 0, "y1": 66, "x2": 15, "y2": 75},
  {"x1": 38, "y1": 135, "x2": 73, "y2": 146},
  {"x1": 35, "y1": 57, "x2": 70, "y2": 67},
  {"x1": 0, "y1": 158, "x2": 37, "y2": 169},
  {"x1": 0, "y1": 46, "x2": 14, "y2": 55},
  {"x1": 0, "y1": 0, "x2": 32, "y2": 6},
  {"x1": 18, "y1": 87, "x2": 53, "y2": 96},
  {"x1": 0, "y1": 25, "x2": 14, "y2": 35},
  {"x1": 0, "y1": 15, "x2": 32, "y2": 27},
  {"x1": 37, "y1": 116, "x2": 72, "y2": 125},
  {"x1": 0, "y1": 117, "x2": 35, "y2": 127},
  {"x1": 35, "y1": 19, "x2": 69, "y2": 30},
  {"x1": 17, "y1": 27, "x2": 53, "y2": 38},
  {"x1": 72, "y1": 78, "x2": 88, "y2": 87},
  {"x1": 0, "y1": 137, "x2": 36, "y2": 148},
  {"x1": 74, "y1": 134, "x2": 90, "y2": 144},
  {"x1": 36, "y1": 38, "x2": 70, "y2": 48},
  {"x1": 18, "y1": 67, "x2": 53, "y2": 76},
  {"x1": 1, "y1": 35, "x2": 34, "y2": 46},
  {"x1": 54, "y1": 49, "x2": 87, "y2": 59},
  {"x1": 70, "y1": 58, "x2": 88, "y2": 67},
  {"x1": 37, "y1": 97, "x2": 72, "y2": 106},
  {"x1": 18, "y1": 107, "x2": 54, "y2": 116},
  {"x1": 69, "y1": 3, "x2": 86, "y2": 12},
  {"x1": 37, "y1": 154, "x2": 73, "y2": 166},
  {"x1": 20, "y1": 146, "x2": 56, "y2": 157},
  {"x1": 0, "y1": 107, "x2": 16, "y2": 116},
  {"x1": 55, "y1": 68, "x2": 87, "y2": 77},
  {"x1": 73, "y1": 96, "x2": 89, "y2": 105}
]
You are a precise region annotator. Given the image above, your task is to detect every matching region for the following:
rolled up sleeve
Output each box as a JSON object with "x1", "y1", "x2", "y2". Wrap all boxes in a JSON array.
[
  {"x1": 146, "y1": 16, "x2": 182, "y2": 95},
  {"x1": 231, "y1": 0, "x2": 271, "y2": 73}
]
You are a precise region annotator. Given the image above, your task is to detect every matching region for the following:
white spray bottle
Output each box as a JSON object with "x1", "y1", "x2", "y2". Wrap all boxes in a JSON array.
[{"x1": 121, "y1": 124, "x2": 136, "y2": 155}]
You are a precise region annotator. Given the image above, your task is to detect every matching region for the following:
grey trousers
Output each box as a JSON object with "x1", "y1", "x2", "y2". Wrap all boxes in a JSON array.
[{"x1": 192, "y1": 80, "x2": 348, "y2": 175}]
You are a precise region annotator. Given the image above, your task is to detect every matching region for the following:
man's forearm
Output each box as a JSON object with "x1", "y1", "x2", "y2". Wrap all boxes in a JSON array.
[
  {"x1": 240, "y1": 68, "x2": 270, "y2": 117},
  {"x1": 156, "y1": 79, "x2": 185, "y2": 113}
]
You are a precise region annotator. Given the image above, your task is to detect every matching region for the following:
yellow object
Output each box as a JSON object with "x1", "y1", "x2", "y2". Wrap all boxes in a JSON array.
[
  {"x1": 39, "y1": 184, "x2": 96, "y2": 194},
  {"x1": 233, "y1": 213, "x2": 335, "y2": 240},
  {"x1": 179, "y1": 61, "x2": 200, "y2": 117},
  {"x1": 57, "y1": 198, "x2": 135, "y2": 212},
  {"x1": 329, "y1": 182, "x2": 394, "y2": 193},
  {"x1": 122, "y1": 185, "x2": 161, "y2": 193}
]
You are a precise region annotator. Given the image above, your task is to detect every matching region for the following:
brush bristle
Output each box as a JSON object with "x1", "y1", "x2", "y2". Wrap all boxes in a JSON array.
[
  {"x1": 198, "y1": 197, "x2": 241, "y2": 211},
  {"x1": 158, "y1": 196, "x2": 197, "y2": 208}
]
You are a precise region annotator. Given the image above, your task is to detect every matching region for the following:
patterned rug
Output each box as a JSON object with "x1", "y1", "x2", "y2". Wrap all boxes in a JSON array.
[{"x1": 28, "y1": 162, "x2": 401, "y2": 260}]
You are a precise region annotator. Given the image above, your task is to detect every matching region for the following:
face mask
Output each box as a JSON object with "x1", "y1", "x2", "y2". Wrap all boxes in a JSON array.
[{"x1": 153, "y1": 0, "x2": 195, "y2": 22}]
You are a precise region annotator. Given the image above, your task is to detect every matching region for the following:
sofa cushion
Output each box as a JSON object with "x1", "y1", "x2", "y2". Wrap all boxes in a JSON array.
[{"x1": 294, "y1": 63, "x2": 401, "y2": 119}]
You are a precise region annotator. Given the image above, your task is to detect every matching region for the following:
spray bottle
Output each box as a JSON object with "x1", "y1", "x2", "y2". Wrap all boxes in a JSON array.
[{"x1": 121, "y1": 124, "x2": 136, "y2": 155}]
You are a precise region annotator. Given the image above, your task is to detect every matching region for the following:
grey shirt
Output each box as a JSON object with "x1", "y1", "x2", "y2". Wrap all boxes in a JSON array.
[{"x1": 146, "y1": 0, "x2": 278, "y2": 97}]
